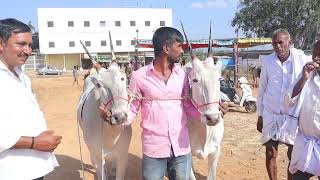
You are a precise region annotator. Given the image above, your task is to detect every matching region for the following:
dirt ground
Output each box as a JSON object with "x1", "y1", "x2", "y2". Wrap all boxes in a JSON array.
[{"x1": 29, "y1": 72, "x2": 295, "y2": 180}]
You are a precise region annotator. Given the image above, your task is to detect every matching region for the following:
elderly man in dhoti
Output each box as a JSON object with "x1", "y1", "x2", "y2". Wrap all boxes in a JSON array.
[
  {"x1": 256, "y1": 29, "x2": 310, "y2": 180},
  {"x1": 287, "y1": 40, "x2": 320, "y2": 180}
]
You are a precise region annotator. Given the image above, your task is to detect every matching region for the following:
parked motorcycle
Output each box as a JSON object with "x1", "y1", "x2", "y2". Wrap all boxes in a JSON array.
[{"x1": 220, "y1": 76, "x2": 257, "y2": 113}]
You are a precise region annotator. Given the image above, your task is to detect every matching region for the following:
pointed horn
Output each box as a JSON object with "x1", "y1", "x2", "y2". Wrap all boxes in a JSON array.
[
  {"x1": 208, "y1": 20, "x2": 213, "y2": 57},
  {"x1": 108, "y1": 31, "x2": 116, "y2": 61},
  {"x1": 79, "y1": 40, "x2": 97, "y2": 64},
  {"x1": 180, "y1": 21, "x2": 195, "y2": 59}
]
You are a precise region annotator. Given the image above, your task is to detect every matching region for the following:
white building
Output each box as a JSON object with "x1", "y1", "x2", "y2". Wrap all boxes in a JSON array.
[{"x1": 37, "y1": 8, "x2": 172, "y2": 70}]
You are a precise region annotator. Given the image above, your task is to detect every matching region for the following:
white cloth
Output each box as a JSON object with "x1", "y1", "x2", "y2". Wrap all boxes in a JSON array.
[
  {"x1": 289, "y1": 72, "x2": 320, "y2": 176},
  {"x1": 0, "y1": 61, "x2": 58, "y2": 180},
  {"x1": 257, "y1": 48, "x2": 310, "y2": 144}
]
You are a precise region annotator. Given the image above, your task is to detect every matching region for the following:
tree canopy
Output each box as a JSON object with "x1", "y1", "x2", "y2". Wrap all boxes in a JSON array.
[
  {"x1": 27, "y1": 21, "x2": 39, "y2": 51},
  {"x1": 232, "y1": 0, "x2": 320, "y2": 49}
]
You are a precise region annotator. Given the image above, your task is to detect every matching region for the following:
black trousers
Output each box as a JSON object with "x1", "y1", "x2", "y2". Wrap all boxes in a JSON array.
[{"x1": 293, "y1": 171, "x2": 320, "y2": 180}]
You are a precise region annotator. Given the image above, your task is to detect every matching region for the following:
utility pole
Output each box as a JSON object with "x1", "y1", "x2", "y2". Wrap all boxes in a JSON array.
[
  {"x1": 134, "y1": 29, "x2": 139, "y2": 71},
  {"x1": 234, "y1": 29, "x2": 239, "y2": 87}
]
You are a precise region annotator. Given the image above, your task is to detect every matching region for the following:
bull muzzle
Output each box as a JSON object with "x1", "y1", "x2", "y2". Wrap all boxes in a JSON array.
[
  {"x1": 202, "y1": 113, "x2": 221, "y2": 126},
  {"x1": 109, "y1": 112, "x2": 128, "y2": 125}
]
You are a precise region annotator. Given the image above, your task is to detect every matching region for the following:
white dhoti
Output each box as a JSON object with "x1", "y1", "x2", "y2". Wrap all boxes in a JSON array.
[
  {"x1": 288, "y1": 72, "x2": 320, "y2": 176},
  {"x1": 261, "y1": 109, "x2": 298, "y2": 145},
  {"x1": 289, "y1": 131, "x2": 320, "y2": 176}
]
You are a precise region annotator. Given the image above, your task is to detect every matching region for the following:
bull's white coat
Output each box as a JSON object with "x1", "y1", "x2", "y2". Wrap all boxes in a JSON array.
[
  {"x1": 186, "y1": 57, "x2": 224, "y2": 180},
  {"x1": 77, "y1": 64, "x2": 131, "y2": 180}
]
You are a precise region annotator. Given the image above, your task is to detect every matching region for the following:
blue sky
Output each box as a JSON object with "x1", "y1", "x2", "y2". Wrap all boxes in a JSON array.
[{"x1": 0, "y1": 0, "x2": 240, "y2": 40}]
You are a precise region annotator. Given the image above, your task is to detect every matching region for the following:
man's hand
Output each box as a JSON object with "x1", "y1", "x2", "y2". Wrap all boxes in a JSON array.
[
  {"x1": 219, "y1": 102, "x2": 229, "y2": 118},
  {"x1": 34, "y1": 130, "x2": 62, "y2": 152},
  {"x1": 99, "y1": 103, "x2": 112, "y2": 122},
  {"x1": 257, "y1": 116, "x2": 263, "y2": 133},
  {"x1": 302, "y1": 62, "x2": 319, "y2": 80}
]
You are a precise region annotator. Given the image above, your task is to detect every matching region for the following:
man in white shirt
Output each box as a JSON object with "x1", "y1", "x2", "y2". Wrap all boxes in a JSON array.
[
  {"x1": 0, "y1": 18, "x2": 62, "y2": 180},
  {"x1": 288, "y1": 40, "x2": 320, "y2": 180},
  {"x1": 256, "y1": 29, "x2": 310, "y2": 180}
]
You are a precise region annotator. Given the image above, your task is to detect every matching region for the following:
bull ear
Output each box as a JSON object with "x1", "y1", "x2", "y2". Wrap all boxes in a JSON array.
[
  {"x1": 90, "y1": 76, "x2": 109, "y2": 103},
  {"x1": 183, "y1": 61, "x2": 192, "y2": 76},
  {"x1": 204, "y1": 57, "x2": 214, "y2": 68},
  {"x1": 214, "y1": 57, "x2": 223, "y2": 69}
]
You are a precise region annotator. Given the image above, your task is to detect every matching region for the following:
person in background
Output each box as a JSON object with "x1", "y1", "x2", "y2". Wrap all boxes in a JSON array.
[{"x1": 72, "y1": 65, "x2": 79, "y2": 85}]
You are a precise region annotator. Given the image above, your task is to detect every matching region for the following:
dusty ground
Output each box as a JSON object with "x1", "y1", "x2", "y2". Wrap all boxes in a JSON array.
[{"x1": 29, "y1": 72, "x2": 296, "y2": 180}]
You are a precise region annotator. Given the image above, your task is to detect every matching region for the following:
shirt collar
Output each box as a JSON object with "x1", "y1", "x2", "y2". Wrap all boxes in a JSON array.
[
  {"x1": 274, "y1": 49, "x2": 293, "y2": 64},
  {"x1": 0, "y1": 59, "x2": 8, "y2": 70},
  {"x1": 0, "y1": 59, "x2": 23, "y2": 77},
  {"x1": 147, "y1": 61, "x2": 181, "y2": 75}
]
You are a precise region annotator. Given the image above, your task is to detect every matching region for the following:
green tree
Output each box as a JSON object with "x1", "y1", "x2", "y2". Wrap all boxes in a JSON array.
[
  {"x1": 232, "y1": 0, "x2": 320, "y2": 49},
  {"x1": 27, "y1": 21, "x2": 39, "y2": 51}
]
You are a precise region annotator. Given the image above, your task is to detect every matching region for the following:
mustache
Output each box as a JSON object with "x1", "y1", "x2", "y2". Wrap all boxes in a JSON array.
[{"x1": 18, "y1": 52, "x2": 30, "y2": 58}]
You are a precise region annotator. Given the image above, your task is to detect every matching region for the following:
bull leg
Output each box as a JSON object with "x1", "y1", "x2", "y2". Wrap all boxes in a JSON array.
[
  {"x1": 115, "y1": 154, "x2": 128, "y2": 180},
  {"x1": 207, "y1": 146, "x2": 220, "y2": 180},
  {"x1": 96, "y1": 159, "x2": 106, "y2": 180}
]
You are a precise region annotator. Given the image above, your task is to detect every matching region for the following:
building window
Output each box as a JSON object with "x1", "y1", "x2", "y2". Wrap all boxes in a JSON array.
[
  {"x1": 85, "y1": 41, "x2": 91, "y2": 47},
  {"x1": 101, "y1": 40, "x2": 107, "y2": 46},
  {"x1": 68, "y1": 21, "x2": 74, "y2": 27},
  {"x1": 69, "y1": 41, "x2": 75, "y2": 47},
  {"x1": 130, "y1": 21, "x2": 136, "y2": 26},
  {"x1": 100, "y1": 21, "x2": 106, "y2": 27},
  {"x1": 145, "y1": 21, "x2": 150, "y2": 26},
  {"x1": 84, "y1": 21, "x2": 90, "y2": 27},
  {"x1": 47, "y1": 21, "x2": 54, "y2": 27},
  {"x1": 116, "y1": 40, "x2": 122, "y2": 46},
  {"x1": 115, "y1": 21, "x2": 121, "y2": 27},
  {"x1": 49, "y1": 42, "x2": 55, "y2": 48},
  {"x1": 160, "y1": 21, "x2": 165, "y2": 26},
  {"x1": 131, "y1": 40, "x2": 136, "y2": 45}
]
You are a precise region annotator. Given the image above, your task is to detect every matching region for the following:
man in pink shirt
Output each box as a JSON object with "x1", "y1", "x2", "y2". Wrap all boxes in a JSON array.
[
  {"x1": 129, "y1": 26, "x2": 203, "y2": 180},
  {"x1": 100, "y1": 27, "x2": 224, "y2": 179}
]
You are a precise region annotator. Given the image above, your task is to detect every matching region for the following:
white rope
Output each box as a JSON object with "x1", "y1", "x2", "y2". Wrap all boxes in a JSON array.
[
  {"x1": 127, "y1": 89, "x2": 189, "y2": 101},
  {"x1": 76, "y1": 119, "x2": 86, "y2": 180}
]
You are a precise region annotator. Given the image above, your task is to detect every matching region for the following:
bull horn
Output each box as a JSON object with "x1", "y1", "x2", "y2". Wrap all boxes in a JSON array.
[
  {"x1": 108, "y1": 31, "x2": 117, "y2": 62},
  {"x1": 79, "y1": 40, "x2": 97, "y2": 65},
  {"x1": 180, "y1": 21, "x2": 196, "y2": 60},
  {"x1": 208, "y1": 20, "x2": 213, "y2": 57}
]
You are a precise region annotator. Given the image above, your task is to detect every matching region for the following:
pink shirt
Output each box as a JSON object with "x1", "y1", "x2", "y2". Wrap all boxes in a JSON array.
[{"x1": 128, "y1": 63, "x2": 201, "y2": 158}]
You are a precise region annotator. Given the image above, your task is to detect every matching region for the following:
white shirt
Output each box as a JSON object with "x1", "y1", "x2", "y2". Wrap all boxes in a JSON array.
[
  {"x1": 0, "y1": 61, "x2": 58, "y2": 180},
  {"x1": 289, "y1": 73, "x2": 320, "y2": 176},
  {"x1": 257, "y1": 48, "x2": 310, "y2": 144},
  {"x1": 257, "y1": 54, "x2": 293, "y2": 116}
]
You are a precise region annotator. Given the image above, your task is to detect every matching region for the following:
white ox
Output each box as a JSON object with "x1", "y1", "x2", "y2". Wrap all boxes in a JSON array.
[
  {"x1": 77, "y1": 64, "x2": 131, "y2": 180},
  {"x1": 186, "y1": 57, "x2": 224, "y2": 180},
  {"x1": 181, "y1": 22, "x2": 224, "y2": 180}
]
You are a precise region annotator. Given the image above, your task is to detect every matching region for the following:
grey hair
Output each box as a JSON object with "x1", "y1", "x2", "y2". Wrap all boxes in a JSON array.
[
  {"x1": 0, "y1": 18, "x2": 31, "y2": 43},
  {"x1": 272, "y1": 28, "x2": 291, "y2": 39}
]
